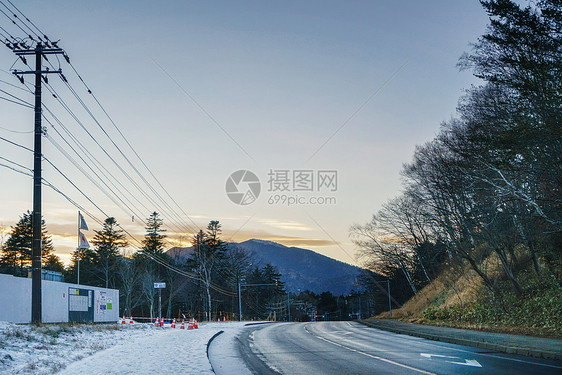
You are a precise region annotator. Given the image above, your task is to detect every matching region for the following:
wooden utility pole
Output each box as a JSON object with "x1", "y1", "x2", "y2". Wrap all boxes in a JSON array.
[{"x1": 13, "y1": 43, "x2": 64, "y2": 324}]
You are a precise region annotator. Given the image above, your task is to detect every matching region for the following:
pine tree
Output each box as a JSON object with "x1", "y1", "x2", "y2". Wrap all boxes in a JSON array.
[
  {"x1": 0, "y1": 211, "x2": 56, "y2": 276},
  {"x1": 139, "y1": 212, "x2": 167, "y2": 318},
  {"x1": 188, "y1": 220, "x2": 227, "y2": 321},
  {"x1": 92, "y1": 217, "x2": 127, "y2": 288},
  {"x1": 142, "y1": 212, "x2": 166, "y2": 255}
]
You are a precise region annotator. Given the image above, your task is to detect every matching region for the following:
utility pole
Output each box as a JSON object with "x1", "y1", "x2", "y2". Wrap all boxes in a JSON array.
[
  {"x1": 159, "y1": 288, "x2": 162, "y2": 323},
  {"x1": 238, "y1": 282, "x2": 242, "y2": 322},
  {"x1": 387, "y1": 280, "x2": 392, "y2": 318},
  {"x1": 12, "y1": 43, "x2": 64, "y2": 324},
  {"x1": 77, "y1": 211, "x2": 80, "y2": 285},
  {"x1": 287, "y1": 293, "x2": 291, "y2": 322},
  {"x1": 238, "y1": 282, "x2": 277, "y2": 322}
]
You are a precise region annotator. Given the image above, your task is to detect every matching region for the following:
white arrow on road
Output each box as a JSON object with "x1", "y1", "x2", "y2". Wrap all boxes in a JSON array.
[{"x1": 420, "y1": 353, "x2": 482, "y2": 368}]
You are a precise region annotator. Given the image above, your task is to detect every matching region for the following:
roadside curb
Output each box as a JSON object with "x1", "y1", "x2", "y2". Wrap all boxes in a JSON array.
[
  {"x1": 206, "y1": 329, "x2": 224, "y2": 373},
  {"x1": 359, "y1": 320, "x2": 562, "y2": 361},
  {"x1": 244, "y1": 321, "x2": 279, "y2": 326}
]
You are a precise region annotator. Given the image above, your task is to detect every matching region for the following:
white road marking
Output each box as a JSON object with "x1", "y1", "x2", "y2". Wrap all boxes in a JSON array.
[
  {"x1": 420, "y1": 353, "x2": 482, "y2": 367},
  {"x1": 329, "y1": 330, "x2": 353, "y2": 335},
  {"x1": 305, "y1": 325, "x2": 437, "y2": 375},
  {"x1": 405, "y1": 335, "x2": 562, "y2": 370}
]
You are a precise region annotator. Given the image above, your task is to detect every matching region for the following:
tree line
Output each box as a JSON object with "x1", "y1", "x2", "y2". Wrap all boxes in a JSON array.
[
  {"x1": 352, "y1": 0, "x2": 561, "y2": 307},
  {"x1": 0, "y1": 212, "x2": 288, "y2": 321}
]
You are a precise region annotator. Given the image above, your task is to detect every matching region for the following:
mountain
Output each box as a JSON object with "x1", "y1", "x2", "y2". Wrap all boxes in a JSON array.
[{"x1": 166, "y1": 239, "x2": 365, "y2": 295}]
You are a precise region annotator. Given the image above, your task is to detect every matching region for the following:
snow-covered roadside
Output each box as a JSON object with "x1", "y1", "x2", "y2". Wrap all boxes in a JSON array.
[
  {"x1": 0, "y1": 321, "x2": 156, "y2": 374},
  {"x1": 208, "y1": 322, "x2": 255, "y2": 375},
  {"x1": 1, "y1": 320, "x2": 254, "y2": 374},
  {"x1": 58, "y1": 321, "x2": 251, "y2": 375}
]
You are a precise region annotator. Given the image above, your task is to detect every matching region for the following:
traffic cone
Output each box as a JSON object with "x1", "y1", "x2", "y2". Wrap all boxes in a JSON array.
[
  {"x1": 194, "y1": 319, "x2": 198, "y2": 329},
  {"x1": 180, "y1": 320, "x2": 185, "y2": 329},
  {"x1": 187, "y1": 320, "x2": 194, "y2": 330},
  {"x1": 121, "y1": 316, "x2": 126, "y2": 324},
  {"x1": 154, "y1": 317, "x2": 159, "y2": 327},
  {"x1": 129, "y1": 316, "x2": 134, "y2": 324},
  {"x1": 171, "y1": 318, "x2": 176, "y2": 328},
  {"x1": 160, "y1": 318, "x2": 164, "y2": 327}
]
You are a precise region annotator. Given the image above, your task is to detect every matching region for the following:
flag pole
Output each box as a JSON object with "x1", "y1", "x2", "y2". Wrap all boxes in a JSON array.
[{"x1": 77, "y1": 211, "x2": 80, "y2": 285}]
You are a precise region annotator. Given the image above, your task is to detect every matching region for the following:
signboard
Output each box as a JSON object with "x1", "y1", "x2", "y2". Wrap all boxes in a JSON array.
[
  {"x1": 154, "y1": 282, "x2": 166, "y2": 289},
  {"x1": 68, "y1": 287, "x2": 94, "y2": 323}
]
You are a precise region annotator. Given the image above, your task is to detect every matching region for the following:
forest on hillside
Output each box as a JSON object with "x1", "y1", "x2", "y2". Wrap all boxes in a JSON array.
[{"x1": 352, "y1": 0, "x2": 562, "y2": 333}]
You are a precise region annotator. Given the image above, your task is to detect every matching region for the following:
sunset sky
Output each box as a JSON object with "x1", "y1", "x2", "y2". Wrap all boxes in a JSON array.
[{"x1": 0, "y1": 1, "x2": 489, "y2": 266}]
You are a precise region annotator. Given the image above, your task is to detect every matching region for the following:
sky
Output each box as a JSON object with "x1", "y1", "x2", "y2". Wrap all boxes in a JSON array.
[{"x1": 0, "y1": 0, "x2": 490, "y2": 266}]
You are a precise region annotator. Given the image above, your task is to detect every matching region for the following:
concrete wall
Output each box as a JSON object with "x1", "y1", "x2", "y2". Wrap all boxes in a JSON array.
[{"x1": 0, "y1": 273, "x2": 119, "y2": 323}]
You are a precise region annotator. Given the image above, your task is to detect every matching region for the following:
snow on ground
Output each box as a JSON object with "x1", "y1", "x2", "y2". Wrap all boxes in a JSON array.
[
  {"x1": 0, "y1": 320, "x2": 155, "y2": 374},
  {"x1": 208, "y1": 322, "x2": 260, "y2": 375},
  {"x1": 0, "y1": 320, "x2": 253, "y2": 374},
  {"x1": 58, "y1": 321, "x2": 250, "y2": 375}
]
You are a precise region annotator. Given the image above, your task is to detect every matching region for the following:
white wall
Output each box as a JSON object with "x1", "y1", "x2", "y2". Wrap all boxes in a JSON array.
[{"x1": 0, "y1": 273, "x2": 119, "y2": 323}]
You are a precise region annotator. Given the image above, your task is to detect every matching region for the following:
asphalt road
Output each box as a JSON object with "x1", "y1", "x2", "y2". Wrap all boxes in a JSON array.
[{"x1": 237, "y1": 321, "x2": 562, "y2": 375}]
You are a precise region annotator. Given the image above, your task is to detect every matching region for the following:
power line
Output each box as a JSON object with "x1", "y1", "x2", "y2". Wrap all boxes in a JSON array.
[
  {"x1": 0, "y1": 86, "x2": 31, "y2": 105},
  {"x1": 45, "y1": 79, "x2": 195, "y2": 236},
  {"x1": 41, "y1": 82, "x2": 184, "y2": 230},
  {"x1": 4, "y1": 10, "x2": 198, "y2": 238},
  {"x1": 3, "y1": 0, "x2": 48, "y2": 41},
  {"x1": 0, "y1": 134, "x2": 32, "y2": 152},
  {"x1": 0, "y1": 94, "x2": 32, "y2": 107},
  {"x1": 0, "y1": 3, "x2": 224, "y2": 293},
  {"x1": 4, "y1": 46, "x2": 179, "y2": 237},
  {"x1": 41, "y1": 100, "x2": 155, "y2": 218},
  {"x1": 0, "y1": 1, "x2": 42, "y2": 42},
  {"x1": 0, "y1": 160, "x2": 31, "y2": 176},
  {"x1": 0, "y1": 154, "x2": 31, "y2": 171},
  {"x1": 69, "y1": 60, "x2": 201, "y2": 233}
]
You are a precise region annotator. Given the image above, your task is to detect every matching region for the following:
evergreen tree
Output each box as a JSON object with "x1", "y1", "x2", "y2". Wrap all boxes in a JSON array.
[
  {"x1": 139, "y1": 212, "x2": 167, "y2": 318},
  {"x1": 43, "y1": 253, "x2": 65, "y2": 273},
  {"x1": 188, "y1": 220, "x2": 227, "y2": 321},
  {"x1": 66, "y1": 248, "x2": 98, "y2": 285},
  {"x1": 142, "y1": 212, "x2": 166, "y2": 255},
  {"x1": 91, "y1": 217, "x2": 127, "y2": 288},
  {"x1": 0, "y1": 211, "x2": 56, "y2": 276}
]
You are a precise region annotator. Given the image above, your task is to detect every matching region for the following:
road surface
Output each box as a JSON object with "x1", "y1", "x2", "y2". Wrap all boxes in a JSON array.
[{"x1": 237, "y1": 321, "x2": 562, "y2": 375}]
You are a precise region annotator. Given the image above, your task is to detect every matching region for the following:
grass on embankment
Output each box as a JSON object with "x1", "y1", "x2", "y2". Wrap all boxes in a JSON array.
[{"x1": 377, "y1": 265, "x2": 562, "y2": 339}]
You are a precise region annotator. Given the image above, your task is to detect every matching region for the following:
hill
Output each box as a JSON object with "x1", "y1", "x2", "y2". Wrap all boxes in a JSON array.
[{"x1": 166, "y1": 239, "x2": 365, "y2": 295}]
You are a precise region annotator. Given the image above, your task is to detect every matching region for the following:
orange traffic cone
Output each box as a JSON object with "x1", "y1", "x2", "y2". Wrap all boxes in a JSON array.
[
  {"x1": 171, "y1": 318, "x2": 176, "y2": 328},
  {"x1": 121, "y1": 316, "x2": 126, "y2": 324},
  {"x1": 180, "y1": 320, "x2": 185, "y2": 329},
  {"x1": 194, "y1": 319, "x2": 198, "y2": 329},
  {"x1": 129, "y1": 316, "x2": 134, "y2": 324},
  {"x1": 187, "y1": 320, "x2": 194, "y2": 330},
  {"x1": 154, "y1": 317, "x2": 159, "y2": 327}
]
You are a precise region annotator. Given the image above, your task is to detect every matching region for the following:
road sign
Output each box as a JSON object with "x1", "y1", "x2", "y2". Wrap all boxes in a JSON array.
[{"x1": 153, "y1": 283, "x2": 166, "y2": 289}]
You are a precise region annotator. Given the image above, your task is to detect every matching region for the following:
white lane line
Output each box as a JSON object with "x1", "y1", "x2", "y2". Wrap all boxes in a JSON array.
[
  {"x1": 304, "y1": 325, "x2": 437, "y2": 375},
  {"x1": 403, "y1": 335, "x2": 562, "y2": 370}
]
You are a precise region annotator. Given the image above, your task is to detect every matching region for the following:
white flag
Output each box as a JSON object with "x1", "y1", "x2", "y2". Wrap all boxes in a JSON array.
[
  {"x1": 78, "y1": 231, "x2": 90, "y2": 249},
  {"x1": 79, "y1": 212, "x2": 88, "y2": 230}
]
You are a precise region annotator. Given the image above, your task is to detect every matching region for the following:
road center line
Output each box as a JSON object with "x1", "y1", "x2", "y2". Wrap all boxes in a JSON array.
[{"x1": 304, "y1": 325, "x2": 437, "y2": 375}]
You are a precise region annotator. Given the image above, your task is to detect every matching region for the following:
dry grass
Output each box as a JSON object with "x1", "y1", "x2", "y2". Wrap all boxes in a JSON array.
[
  {"x1": 376, "y1": 263, "x2": 484, "y2": 319},
  {"x1": 374, "y1": 248, "x2": 562, "y2": 339}
]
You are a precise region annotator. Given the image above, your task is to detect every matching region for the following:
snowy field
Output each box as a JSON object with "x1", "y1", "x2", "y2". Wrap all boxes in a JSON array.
[{"x1": 0, "y1": 320, "x2": 251, "y2": 374}]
